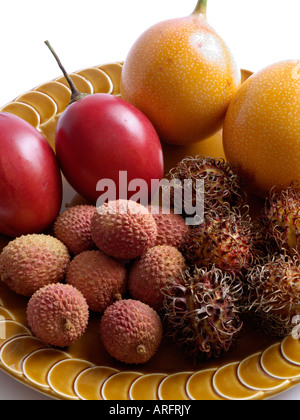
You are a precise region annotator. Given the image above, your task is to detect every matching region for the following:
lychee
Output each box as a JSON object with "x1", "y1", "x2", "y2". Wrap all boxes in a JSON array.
[
  {"x1": 100, "y1": 299, "x2": 163, "y2": 364},
  {"x1": 0, "y1": 234, "x2": 70, "y2": 297},
  {"x1": 66, "y1": 250, "x2": 127, "y2": 313},
  {"x1": 128, "y1": 245, "x2": 186, "y2": 311},
  {"x1": 91, "y1": 200, "x2": 157, "y2": 260},
  {"x1": 148, "y1": 205, "x2": 189, "y2": 249},
  {"x1": 54, "y1": 205, "x2": 96, "y2": 255},
  {"x1": 27, "y1": 283, "x2": 89, "y2": 347}
]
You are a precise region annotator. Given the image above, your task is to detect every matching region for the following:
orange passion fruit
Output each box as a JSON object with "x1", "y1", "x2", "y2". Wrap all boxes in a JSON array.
[
  {"x1": 223, "y1": 60, "x2": 300, "y2": 197},
  {"x1": 121, "y1": 0, "x2": 241, "y2": 145}
]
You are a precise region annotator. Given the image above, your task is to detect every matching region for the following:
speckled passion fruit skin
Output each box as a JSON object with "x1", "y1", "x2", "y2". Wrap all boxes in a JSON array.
[
  {"x1": 121, "y1": 13, "x2": 241, "y2": 145},
  {"x1": 27, "y1": 283, "x2": 89, "y2": 348},
  {"x1": 100, "y1": 299, "x2": 163, "y2": 365},
  {"x1": 223, "y1": 60, "x2": 300, "y2": 197}
]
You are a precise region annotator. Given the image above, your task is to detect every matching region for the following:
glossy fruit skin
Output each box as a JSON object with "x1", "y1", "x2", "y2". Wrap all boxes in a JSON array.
[
  {"x1": 223, "y1": 60, "x2": 300, "y2": 197},
  {"x1": 55, "y1": 94, "x2": 164, "y2": 204},
  {"x1": 120, "y1": 13, "x2": 241, "y2": 145},
  {"x1": 0, "y1": 113, "x2": 62, "y2": 237}
]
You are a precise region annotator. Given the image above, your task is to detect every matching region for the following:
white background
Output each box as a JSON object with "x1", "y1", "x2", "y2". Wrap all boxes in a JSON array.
[{"x1": 0, "y1": 0, "x2": 299, "y2": 400}]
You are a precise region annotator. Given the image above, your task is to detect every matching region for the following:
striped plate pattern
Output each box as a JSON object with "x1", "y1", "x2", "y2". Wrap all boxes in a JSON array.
[
  {"x1": 1, "y1": 63, "x2": 300, "y2": 400},
  {"x1": 1, "y1": 304, "x2": 300, "y2": 400}
]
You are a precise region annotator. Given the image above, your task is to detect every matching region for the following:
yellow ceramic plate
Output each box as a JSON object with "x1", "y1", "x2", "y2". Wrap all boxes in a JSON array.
[{"x1": 1, "y1": 64, "x2": 300, "y2": 401}]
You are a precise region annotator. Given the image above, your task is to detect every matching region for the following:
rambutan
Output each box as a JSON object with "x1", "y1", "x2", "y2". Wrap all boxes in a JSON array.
[
  {"x1": 260, "y1": 184, "x2": 300, "y2": 256},
  {"x1": 180, "y1": 211, "x2": 260, "y2": 273},
  {"x1": 162, "y1": 266, "x2": 243, "y2": 361},
  {"x1": 166, "y1": 155, "x2": 245, "y2": 219},
  {"x1": 244, "y1": 252, "x2": 300, "y2": 338}
]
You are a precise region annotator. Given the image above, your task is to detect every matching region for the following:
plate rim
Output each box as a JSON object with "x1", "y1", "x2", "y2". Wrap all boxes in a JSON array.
[{"x1": 1, "y1": 63, "x2": 300, "y2": 401}]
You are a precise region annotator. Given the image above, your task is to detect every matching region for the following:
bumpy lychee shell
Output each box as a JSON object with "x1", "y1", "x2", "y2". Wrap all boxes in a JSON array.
[
  {"x1": 148, "y1": 205, "x2": 189, "y2": 248},
  {"x1": 245, "y1": 253, "x2": 300, "y2": 337},
  {"x1": 167, "y1": 155, "x2": 245, "y2": 218},
  {"x1": 100, "y1": 299, "x2": 163, "y2": 364},
  {"x1": 163, "y1": 266, "x2": 243, "y2": 361},
  {"x1": 129, "y1": 245, "x2": 186, "y2": 310},
  {"x1": 181, "y1": 212, "x2": 258, "y2": 273},
  {"x1": 54, "y1": 205, "x2": 96, "y2": 255},
  {"x1": 260, "y1": 184, "x2": 300, "y2": 256},
  {"x1": 27, "y1": 283, "x2": 89, "y2": 347},
  {"x1": 66, "y1": 250, "x2": 127, "y2": 313},
  {"x1": 91, "y1": 200, "x2": 157, "y2": 260},
  {"x1": 0, "y1": 234, "x2": 70, "y2": 297}
]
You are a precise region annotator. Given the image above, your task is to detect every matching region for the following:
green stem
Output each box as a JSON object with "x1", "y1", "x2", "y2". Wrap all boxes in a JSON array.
[
  {"x1": 192, "y1": 0, "x2": 208, "y2": 16},
  {"x1": 44, "y1": 40, "x2": 89, "y2": 105}
]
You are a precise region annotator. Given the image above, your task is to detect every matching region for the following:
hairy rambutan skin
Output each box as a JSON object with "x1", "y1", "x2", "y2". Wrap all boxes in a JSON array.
[
  {"x1": 260, "y1": 184, "x2": 300, "y2": 256},
  {"x1": 180, "y1": 211, "x2": 260, "y2": 273},
  {"x1": 166, "y1": 155, "x2": 245, "y2": 219},
  {"x1": 244, "y1": 253, "x2": 300, "y2": 338},
  {"x1": 162, "y1": 266, "x2": 243, "y2": 361}
]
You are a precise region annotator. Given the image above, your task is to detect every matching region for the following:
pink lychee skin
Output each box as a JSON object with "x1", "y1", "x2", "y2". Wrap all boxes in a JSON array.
[
  {"x1": 27, "y1": 283, "x2": 89, "y2": 348},
  {"x1": 0, "y1": 234, "x2": 70, "y2": 297},
  {"x1": 100, "y1": 299, "x2": 163, "y2": 365},
  {"x1": 149, "y1": 205, "x2": 189, "y2": 249},
  {"x1": 129, "y1": 245, "x2": 186, "y2": 310},
  {"x1": 66, "y1": 250, "x2": 127, "y2": 312},
  {"x1": 54, "y1": 205, "x2": 96, "y2": 255},
  {"x1": 91, "y1": 200, "x2": 157, "y2": 260}
]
